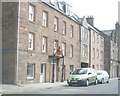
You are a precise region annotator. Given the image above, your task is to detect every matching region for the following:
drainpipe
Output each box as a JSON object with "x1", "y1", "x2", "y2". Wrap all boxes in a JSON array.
[{"x1": 16, "y1": 0, "x2": 20, "y2": 84}]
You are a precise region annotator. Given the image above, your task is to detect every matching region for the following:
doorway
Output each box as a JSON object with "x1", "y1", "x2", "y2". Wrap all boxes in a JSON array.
[{"x1": 40, "y1": 63, "x2": 46, "y2": 83}]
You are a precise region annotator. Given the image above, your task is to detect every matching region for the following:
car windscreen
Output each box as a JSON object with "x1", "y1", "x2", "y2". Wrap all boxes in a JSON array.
[{"x1": 72, "y1": 69, "x2": 87, "y2": 75}]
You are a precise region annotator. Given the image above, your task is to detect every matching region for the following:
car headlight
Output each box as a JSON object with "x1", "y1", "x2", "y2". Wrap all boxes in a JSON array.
[{"x1": 67, "y1": 76, "x2": 72, "y2": 81}]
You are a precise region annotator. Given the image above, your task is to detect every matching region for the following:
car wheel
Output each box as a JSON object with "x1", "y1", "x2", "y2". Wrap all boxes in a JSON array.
[
  {"x1": 101, "y1": 78, "x2": 104, "y2": 84},
  {"x1": 107, "y1": 79, "x2": 109, "y2": 83},
  {"x1": 95, "y1": 79, "x2": 98, "y2": 85},
  {"x1": 68, "y1": 83, "x2": 72, "y2": 86},
  {"x1": 86, "y1": 80, "x2": 89, "y2": 86}
]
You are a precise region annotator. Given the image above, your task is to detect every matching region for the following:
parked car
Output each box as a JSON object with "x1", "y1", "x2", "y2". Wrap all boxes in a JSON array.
[
  {"x1": 67, "y1": 68, "x2": 97, "y2": 86},
  {"x1": 97, "y1": 70, "x2": 109, "y2": 84}
]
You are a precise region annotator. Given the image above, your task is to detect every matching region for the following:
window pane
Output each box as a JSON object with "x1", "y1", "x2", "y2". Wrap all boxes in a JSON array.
[
  {"x1": 62, "y1": 43, "x2": 66, "y2": 56},
  {"x1": 70, "y1": 45, "x2": 73, "y2": 57},
  {"x1": 43, "y1": 11, "x2": 47, "y2": 26},
  {"x1": 97, "y1": 49, "x2": 99, "y2": 58},
  {"x1": 27, "y1": 64, "x2": 34, "y2": 79},
  {"x1": 83, "y1": 44, "x2": 85, "y2": 56},
  {"x1": 29, "y1": 5, "x2": 34, "y2": 21},
  {"x1": 70, "y1": 25, "x2": 73, "y2": 37},
  {"x1": 54, "y1": 17, "x2": 58, "y2": 31},
  {"x1": 28, "y1": 33, "x2": 34, "y2": 50},
  {"x1": 62, "y1": 21, "x2": 66, "y2": 35},
  {"x1": 42, "y1": 36, "x2": 47, "y2": 52},
  {"x1": 54, "y1": 40, "x2": 58, "y2": 53}
]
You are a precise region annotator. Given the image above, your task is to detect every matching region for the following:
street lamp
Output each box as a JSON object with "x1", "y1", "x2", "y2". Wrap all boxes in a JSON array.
[
  {"x1": 56, "y1": 46, "x2": 64, "y2": 82},
  {"x1": 61, "y1": 54, "x2": 64, "y2": 82},
  {"x1": 51, "y1": 46, "x2": 65, "y2": 83},
  {"x1": 52, "y1": 49, "x2": 55, "y2": 83}
]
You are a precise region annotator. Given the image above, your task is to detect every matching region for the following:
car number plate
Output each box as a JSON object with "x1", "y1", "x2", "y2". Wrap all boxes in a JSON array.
[{"x1": 71, "y1": 80, "x2": 77, "y2": 83}]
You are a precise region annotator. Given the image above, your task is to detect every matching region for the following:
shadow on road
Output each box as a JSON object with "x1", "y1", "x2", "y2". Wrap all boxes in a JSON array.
[
  {"x1": 63, "y1": 84, "x2": 88, "y2": 87},
  {"x1": 63, "y1": 83, "x2": 98, "y2": 87}
]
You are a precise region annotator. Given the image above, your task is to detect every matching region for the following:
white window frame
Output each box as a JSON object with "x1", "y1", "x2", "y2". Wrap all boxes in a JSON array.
[
  {"x1": 50, "y1": 0, "x2": 55, "y2": 5},
  {"x1": 58, "y1": 2, "x2": 63, "y2": 11},
  {"x1": 83, "y1": 44, "x2": 85, "y2": 56},
  {"x1": 54, "y1": 17, "x2": 58, "y2": 31},
  {"x1": 93, "y1": 48, "x2": 95, "y2": 58},
  {"x1": 27, "y1": 64, "x2": 35, "y2": 79},
  {"x1": 83, "y1": 44, "x2": 88, "y2": 57},
  {"x1": 54, "y1": 40, "x2": 58, "y2": 54},
  {"x1": 97, "y1": 33, "x2": 99, "y2": 43},
  {"x1": 100, "y1": 51, "x2": 103, "y2": 61},
  {"x1": 70, "y1": 25, "x2": 73, "y2": 37},
  {"x1": 83, "y1": 28, "x2": 88, "y2": 39},
  {"x1": 62, "y1": 21, "x2": 66, "y2": 35},
  {"x1": 85, "y1": 29, "x2": 88, "y2": 39},
  {"x1": 42, "y1": 36, "x2": 47, "y2": 53},
  {"x1": 85, "y1": 45, "x2": 88, "y2": 56},
  {"x1": 28, "y1": 32, "x2": 34, "y2": 50},
  {"x1": 29, "y1": 5, "x2": 35, "y2": 22},
  {"x1": 43, "y1": 11, "x2": 48, "y2": 27},
  {"x1": 97, "y1": 49, "x2": 99, "y2": 58},
  {"x1": 70, "y1": 45, "x2": 73, "y2": 58},
  {"x1": 101, "y1": 37, "x2": 104, "y2": 46},
  {"x1": 62, "y1": 42, "x2": 66, "y2": 56}
]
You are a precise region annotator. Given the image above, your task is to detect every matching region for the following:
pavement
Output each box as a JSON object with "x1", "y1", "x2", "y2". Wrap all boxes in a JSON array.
[{"x1": 1, "y1": 81, "x2": 67, "y2": 94}]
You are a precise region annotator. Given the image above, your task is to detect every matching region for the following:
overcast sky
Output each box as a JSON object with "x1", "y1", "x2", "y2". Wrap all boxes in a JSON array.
[{"x1": 60, "y1": 0, "x2": 119, "y2": 30}]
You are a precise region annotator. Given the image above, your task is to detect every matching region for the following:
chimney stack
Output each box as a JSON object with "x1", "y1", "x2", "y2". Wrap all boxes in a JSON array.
[{"x1": 86, "y1": 16, "x2": 94, "y2": 26}]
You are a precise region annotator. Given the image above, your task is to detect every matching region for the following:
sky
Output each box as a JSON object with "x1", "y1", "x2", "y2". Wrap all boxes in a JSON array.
[{"x1": 59, "y1": 0, "x2": 119, "y2": 30}]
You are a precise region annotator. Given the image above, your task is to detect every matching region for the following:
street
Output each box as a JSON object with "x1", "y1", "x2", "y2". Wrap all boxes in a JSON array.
[
  {"x1": 25, "y1": 79, "x2": 118, "y2": 94},
  {"x1": 3, "y1": 79, "x2": 118, "y2": 94}
]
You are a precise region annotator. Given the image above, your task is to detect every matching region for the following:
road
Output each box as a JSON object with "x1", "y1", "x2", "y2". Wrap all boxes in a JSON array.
[{"x1": 14, "y1": 79, "x2": 118, "y2": 94}]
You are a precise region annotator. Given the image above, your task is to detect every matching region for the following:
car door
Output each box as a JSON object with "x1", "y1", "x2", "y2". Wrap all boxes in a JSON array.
[
  {"x1": 87, "y1": 69, "x2": 93, "y2": 83},
  {"x1": 90, "y1": 69, "x2": 96, "y2": 83},
  {"x1": 104, "y1": 71, "x2": 109, "y2": 82}
]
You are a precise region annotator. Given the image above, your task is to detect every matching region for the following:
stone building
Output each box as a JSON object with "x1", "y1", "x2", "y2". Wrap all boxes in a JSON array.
[
  {"x1": 79, "y1": 16, "x2": 105, "y2": 70},
  {"x1": 103, "y1": 29, "x2": 119, "y2": 78},
  {"x1": 3, "y1": 0, "x2": 118, "y2": 84},
  {"x1": 102, "y1": 1, "x2": 120, "y2": 77},
  {"x1": 117, "y1": 1, "x2": 120, "y2": 77},
  {"x1": 89, "y1": 25, "x2": 105, "y2": 70},
  {"x1": 2, "y1": 1, "x2": 80, "y2": 84}
]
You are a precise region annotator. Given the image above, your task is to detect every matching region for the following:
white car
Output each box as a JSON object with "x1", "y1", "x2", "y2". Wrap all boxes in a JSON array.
[{"x1": 97, "y1": 70, "x2": 109, "y2": 84}]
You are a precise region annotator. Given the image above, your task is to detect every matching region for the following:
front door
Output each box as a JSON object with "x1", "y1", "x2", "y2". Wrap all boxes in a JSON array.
[{"x1": 40, "y1": 64, "x2": 46, "y2": 83}]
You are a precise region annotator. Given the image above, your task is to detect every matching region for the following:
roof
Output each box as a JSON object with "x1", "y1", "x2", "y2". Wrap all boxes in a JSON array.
[
  {"x1": 42, "y1": 0, "x2": 79, "y2": 23},
  {"x1": 102, "y1": 30, "x2": 115, "y2": 36}
]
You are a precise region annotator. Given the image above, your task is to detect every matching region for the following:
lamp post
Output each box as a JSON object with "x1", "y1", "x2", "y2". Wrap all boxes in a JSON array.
[
  {"x1": 52, "y1": 49, "x2": 55, "y2": 83},
  {"x1": 61, "y1": 54, "x2": 64, "y2": 82},
  {"x1": 56, "y1": 46, "x2": 64, "y2": 82},
  {"x1": 52, "y1": 46, "x2": 65, "y2": 82}
]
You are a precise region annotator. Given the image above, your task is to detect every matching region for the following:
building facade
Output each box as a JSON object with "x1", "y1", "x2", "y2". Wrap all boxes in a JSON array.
[
  {"x1": 80, "y1": 16, "x2": 105, "y2": 70},
  {"x1": 2, "y1": 1, "x2": 80, "y2": 84},
  {"x1": 118, "y1": 1, "x2": 120, "y2": 77},
  {"x1": 79, "y1": 17, "x2": 90, "y2": 68},
  {"x1": 2, "y1": 0, "x2": 119, "y2": 84},
  {"x1": 89, "y1": 25, "x2": 104, "y2": 70},
  {"x1": 103, "y1": 29, "x2": 119, "y2": 78}
]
